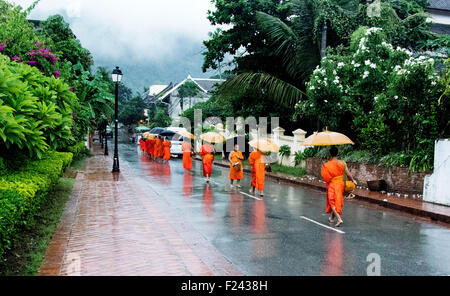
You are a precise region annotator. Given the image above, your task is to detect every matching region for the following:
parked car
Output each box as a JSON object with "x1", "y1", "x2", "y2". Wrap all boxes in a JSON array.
[{"x1": 161, "y1": 127, "x2": 191, "y2": 157}]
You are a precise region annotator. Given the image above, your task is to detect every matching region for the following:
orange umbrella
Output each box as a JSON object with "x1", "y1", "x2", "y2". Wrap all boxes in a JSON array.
[
  {"x1": 303, "y1": 130, "x2": 354, "y2": 147},
  {"x1": 249, "y1": 138, "x2": 280, "y2": 153},
  {"x1": 200, "y1": 132, "x2": 226, "y2": 143}
]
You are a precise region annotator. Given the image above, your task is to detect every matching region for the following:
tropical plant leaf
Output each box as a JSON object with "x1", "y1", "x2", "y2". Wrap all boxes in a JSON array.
[{"x1": 218, "y1": 72, "x2": 305, "y2": 107}]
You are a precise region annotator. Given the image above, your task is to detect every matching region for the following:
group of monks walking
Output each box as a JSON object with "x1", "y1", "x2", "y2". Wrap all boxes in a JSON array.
[
  {"x1": 139, "y1": 135, "x2": 268, "y2": 197},
  {"x1": 139, "y1": 135, "x2": 172, "y2": 162},
  {"x1": 140, "y1": 134, "x2": 354, "y2": 228}
]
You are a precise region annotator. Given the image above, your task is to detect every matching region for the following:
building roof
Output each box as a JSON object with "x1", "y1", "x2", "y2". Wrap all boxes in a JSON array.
[
  {"x1": 192, "y1": 78, "x2": 225, "y2": 92},
  {"x1": 428, "y1": 0, "x2": 450, "y2": 12},
  {"x1": 156, "y1": 75, "x2": 225, "y2": 101},
  {"x1": 149, "y1": 85, "x2": 169, "y2": 96}
]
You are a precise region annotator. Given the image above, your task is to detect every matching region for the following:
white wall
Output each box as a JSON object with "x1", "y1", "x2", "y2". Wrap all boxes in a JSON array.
[{"x1": 424, "y1": 139, "x2": 450, "y2": 206}]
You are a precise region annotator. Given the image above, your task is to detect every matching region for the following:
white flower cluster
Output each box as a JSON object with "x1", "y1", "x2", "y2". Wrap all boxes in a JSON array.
[
  {"x1": 381, "y1": 41, "x2": 393, "y2": 51},
  {"x1": 365, "y1": 27, "x2": 382, "y2": 35},
  {"x1": 395, "y1": 55, "x2": 435, "y2": 77},
  {"x1": 351, "y1": 60, "x2": 361, "y2": 68},
  {"x1": 359, "y1": 37, "x2": 367, "y2": 51},
  {"x1": 395, "y1": 46, "x2": 413, "y2": 56}
]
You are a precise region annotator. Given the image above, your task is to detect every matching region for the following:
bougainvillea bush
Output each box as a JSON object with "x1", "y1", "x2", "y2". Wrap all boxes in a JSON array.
[{"x1": 296, "y1": 26, "x2": 446, "y2": 171}]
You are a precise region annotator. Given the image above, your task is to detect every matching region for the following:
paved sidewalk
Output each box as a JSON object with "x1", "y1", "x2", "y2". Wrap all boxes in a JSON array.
[
  {"x1": 39, "y1": 144, "x2": 242, "y2": 276},
  {"x1": 200, "y1": 157, "x2": 450, "y2": 225}
]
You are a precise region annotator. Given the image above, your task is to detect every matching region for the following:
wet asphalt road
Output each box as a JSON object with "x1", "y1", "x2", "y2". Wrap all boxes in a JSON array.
[{"x1": 120, "y1": 142, "x2": 450, "y2": 276}]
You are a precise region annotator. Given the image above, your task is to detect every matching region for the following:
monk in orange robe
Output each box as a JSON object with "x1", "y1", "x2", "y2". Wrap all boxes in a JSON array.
[
  {"x1": 229, "y1": 144, "x2": 244, "y2": 188},
  {"x1": 145, "y1": 138, "x2": 152, "y2": 158},
  {"x1": 139, "y1": 137, "x2": 146, "y2": 151},
  {"x1": 321, "y1": 146, "x2": 356, "y2": 227},
  {"x1": 200, "y1": 142, "x2": 215, "y2": 183},
  {"x1": 148, "y1": 138, "x2": 155, "y2": 159},
  {"x1": 249, "y1": 149, "x2": 266, "y2": 197},
  {"x1": 154, "y1": 136, "x2": 163, "y2": 159},
  {"x1": 163, "y1": 137, "x2": 171, "y2": 162},
  {"x1": 181, "y1": 139, "x2": 193, "y2": 170}
]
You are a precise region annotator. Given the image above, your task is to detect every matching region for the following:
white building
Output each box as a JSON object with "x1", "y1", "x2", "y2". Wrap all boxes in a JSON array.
[{"x1": 144, "y1": 75, "x2": 225, "y2": 120}]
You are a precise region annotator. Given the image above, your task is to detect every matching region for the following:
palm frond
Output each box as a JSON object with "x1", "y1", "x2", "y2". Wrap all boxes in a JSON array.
[
  {"x1": 218, "y1": 72, "x2": 305, "y2": 107},
  {"x1": 256, "y1": 10, "x2": 320, "y2": 80}
]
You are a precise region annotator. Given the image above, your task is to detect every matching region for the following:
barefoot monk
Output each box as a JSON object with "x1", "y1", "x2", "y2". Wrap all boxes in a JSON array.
[{"x1": 321, "y1": 146, "x2": 356, "y2": 227}]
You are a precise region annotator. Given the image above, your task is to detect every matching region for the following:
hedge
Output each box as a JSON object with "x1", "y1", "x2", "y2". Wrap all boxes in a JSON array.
[
  {"x1": 64, "y1": 141, "x2": 88, "y2": 160},
  {"x1": 0, "y1": 151, "x2": 73, "y2": 259}
]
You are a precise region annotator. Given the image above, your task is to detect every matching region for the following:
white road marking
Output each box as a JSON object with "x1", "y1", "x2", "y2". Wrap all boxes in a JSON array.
[
  {"x1": 300, "y1": 216, "x2": 345, "y2": 234},
  {"x1": 240, "y1": 191, "x2": 263, "y2": 201}
]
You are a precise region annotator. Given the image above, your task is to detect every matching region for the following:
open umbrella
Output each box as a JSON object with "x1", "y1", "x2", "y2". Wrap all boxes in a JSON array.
[
  {"x1": 175, "y1": 130, "x2": 195, "y2": 139},
  {"x1": 136, "y1": 126, "x2": 151, "y2": 132},
  {"x1": 143, "y1": 133, "x2": 158, "y2": 139},
  {"x1": 302, "y1": 130, "x2": 354, "y2": 147},
  {"x1": 249, "y1": 138, "x2": 280, "y2": 153},
  {"x1": 200, "y1": 132, "x2": 226, "y2": 143}
]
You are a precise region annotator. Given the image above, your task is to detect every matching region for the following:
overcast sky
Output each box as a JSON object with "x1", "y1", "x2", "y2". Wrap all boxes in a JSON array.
[{"x1": 10, "y1": 0, "x2": 222, "y2": 91}]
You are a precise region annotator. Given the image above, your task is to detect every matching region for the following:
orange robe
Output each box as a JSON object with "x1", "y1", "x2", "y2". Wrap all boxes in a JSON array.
[
  {"x1": 321, "y1": 160, "x2": 345, "y2": 215},
  {"x1": 181, "y1": 142, "x2": 193, "y2": 170},
  {"x1": 249, "y1": 151, "x2": 265, "y2": 191},
  {"x1": 163, "y1": 140, "x2": 171, "y2": 161},
  {"x1": 200, "y1": 144, "x2": 214, "y2": 178},
  {"x1": 229, "y1": 151, "x2": 244, "y2": 180},
  {"x1": 149, "y1": 140, "x2": 153, "y2": 155},
  {"x1": 149, "y1": 139, "x2": 155, "y2": 157},
  {"x1": 155, "y1": 139, "x2": 163, "y2": 158}
]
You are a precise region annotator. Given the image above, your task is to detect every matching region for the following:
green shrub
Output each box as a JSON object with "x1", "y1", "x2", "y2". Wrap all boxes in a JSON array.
[
  {"x1": 0, "y1": 151, "x2": 72, "y2": 259},
  {"x1": 65, "y1": 141, "x2": 87, "y2": 159}
]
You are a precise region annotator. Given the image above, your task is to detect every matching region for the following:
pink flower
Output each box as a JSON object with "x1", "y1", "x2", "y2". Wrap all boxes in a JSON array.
[
  {"x1": 69, "y1": 88, "x2": 74, "y2": 93},
  {"x1": 28, "y1": 60, "x2": 37, "y2": 65},
  {"x1": 54, "y1": 70, "x2": 60, "y2": 78}
]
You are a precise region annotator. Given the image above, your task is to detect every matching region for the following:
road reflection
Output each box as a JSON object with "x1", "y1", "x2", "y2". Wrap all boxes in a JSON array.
[
  {"x1": 183, "y1": 171, "x2": 193, "y2": 197},
  {"x1": 320, "y1": 232, "x2": 343, "y2": 276},
  {"x1": 252, "y1": 200, "x2": 267, "y2": 235},
  {"x1": 203, "y1": 183, "x2": 214, "y2": 216}
]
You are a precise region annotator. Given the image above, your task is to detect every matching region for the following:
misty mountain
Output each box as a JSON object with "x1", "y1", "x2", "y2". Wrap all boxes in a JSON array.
[{"x1": 93, "y1": 38, "x2": 218, "y2": 94}]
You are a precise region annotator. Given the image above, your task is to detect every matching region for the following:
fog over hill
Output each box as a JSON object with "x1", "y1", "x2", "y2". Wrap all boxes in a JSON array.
[{"x1": 11, "y1": 0, "x2": 220, "y2": 93}]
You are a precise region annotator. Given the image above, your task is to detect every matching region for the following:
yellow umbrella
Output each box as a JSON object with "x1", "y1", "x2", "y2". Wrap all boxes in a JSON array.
[
  {"x1": 176, "y1": 130, "x2": 195, "y2": 139},
  {"x1": 303, "y1": 130, "x2": 354, "y2": 147},
  {"x1": 200, "y1": 132, "x2": 226, "y2": 143},
  {"x1": 249, "y1": 139, "x2": 280, "y2": 153},
  {"x1": 144, "y1": 133, "x2": 158, "y2": 139}
]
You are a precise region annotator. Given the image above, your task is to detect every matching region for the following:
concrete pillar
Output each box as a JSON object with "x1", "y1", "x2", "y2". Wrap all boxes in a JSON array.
[
  {"x1": 273, "y1": 127, "x2": 285, "y2": 145},
  {"x1": 293, "y1": 129, "x2": 307, "y2": 153},
  {"x1": 424, "y1": 139, "x2": 450, "y2": 206}
]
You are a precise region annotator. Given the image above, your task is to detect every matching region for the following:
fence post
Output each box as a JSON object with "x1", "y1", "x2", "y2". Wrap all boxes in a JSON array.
[
  {"x1": 293, "y1": 129, "x2": 307, "y2": 153},
  {"x1": 273, "y1": 127, "x2": 285, "y2": 146}
]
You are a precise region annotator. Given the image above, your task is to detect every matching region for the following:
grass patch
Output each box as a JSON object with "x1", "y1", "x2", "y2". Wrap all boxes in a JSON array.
[
  {"x1": 241, "y1": 160, "x2": 307, "y2": 177},
  {"x1": 0, "y1": 154, "x2": 89, "y2": 276},
  {"x1": 270, "y1": 164, "x2": 307, "y2": 177}
]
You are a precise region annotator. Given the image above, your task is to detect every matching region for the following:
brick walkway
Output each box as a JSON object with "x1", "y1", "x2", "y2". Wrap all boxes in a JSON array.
[{"x1": 39, "y1": 144, "x2": 242, "y2": 276}]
